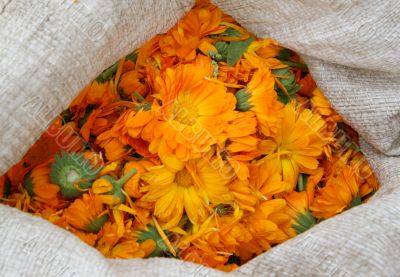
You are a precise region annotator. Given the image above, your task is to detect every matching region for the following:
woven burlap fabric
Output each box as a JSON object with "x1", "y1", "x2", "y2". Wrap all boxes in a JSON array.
[{"x1": 0, "y1": 0, "x2": 399, "y2": 276}]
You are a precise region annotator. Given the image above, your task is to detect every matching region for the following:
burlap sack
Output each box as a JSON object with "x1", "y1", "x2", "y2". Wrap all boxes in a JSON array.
[{"x1": 0, "y1": 0, "x2": 398, "y2": 276}]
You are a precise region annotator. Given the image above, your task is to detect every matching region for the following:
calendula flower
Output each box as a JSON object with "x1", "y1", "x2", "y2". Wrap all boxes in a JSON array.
[
  {"x1": 143, "y1": 63, "x2": 236, "y2": 160},
  {"x1": 110, "y1": 239, "x2": 156, "y2": 259},
  {"x1": 311, "y1": 166, "x2": 361, "y2": 219},
  {"x1": 122, "y1": 159, "x2": 156, "y2": 198},
  {"x1": 70, "y1": 228, "x2": 98, "y2": 246},
  {"x1": 249, "y1": 159, "x2": 291, "y2": 200},
  {"x1": 180, "y1": 207, "x2": 252, "y2": 258},
  {"x1": 228, "y1": 179, "x2": 257, "y2": 212},
  {"x1": 50, "y1": 152, "x2": 101, "y2": 199},
  {"x1": 0, "y1": 0, "x2": 380, "y2": 271},
  {"x1": 222, "y1": 111, "x2": 259, "y2": 180},
  {"x1": 283, "y1": 169, "x2": 322, "y2": 237},
  {"x1": 69, "y1": 80, "x2": 116, "y2": 118},
  {"x1": 118, "y1": 70, "x2": 149, "y2": 99},
  {"x1": 238, "y1": 199, "x2": 290, "y2": 262},
  {"x1": 235, "y1": 68, "x2": 283, "y2": 136},
  {"x1": 64, "y1": 192, "x2": 108, "y2": 233},
  {"x1": 24, "y1": 161, "x2": 60, "y2": 207},
  {"x1": 159, "y1": 3, "x2": 225, "y2": 61},
  {"x1": 181, "y1": 245, "x2": 238, "y2": 272},
  {"x1": 141, "y1": 154, "x2": 232, "y2": 226},
  {"x1": 349, "y1": 154, "x2": 379, "y2": 198},
  {"x1": 259, "y1": 103, "x2": 330, "y2": 188},
  {"x1": 96, "y1": 222, "x2": 121, "y2": 256},
  {"x1": 96, "y1": 109, "x2": 154, "y2": 160}
]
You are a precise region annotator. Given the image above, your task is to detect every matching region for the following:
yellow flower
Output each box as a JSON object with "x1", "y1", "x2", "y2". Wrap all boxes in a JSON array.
[
  {"x1": 283, "y1": 169, "x2": 321, "y2": 237},
  {"x1": 238, "y1": 199, "x2": 290, "y2": 262},
  {"x1": 64, "y1": 192, "x2": 108, "y2": 233},
  {"x1": 110, "y1": 239, "x2": 156, "y2": 259},
  {"x1": 228, "y1": 179, "x2": 257, "y2": 212},
  {"x1": 311, "y1": 166, "x2": 361, "y2": 219},
  {"x1": 122, "y1": 159, "x2": 156, "y2": 199},
  {"x1": 179, "y1": 207, "x2": 252, "y2": 264},
  {"x1": 96, "y1": 109, "x2": 154, "y2": 160},
  {"x1": 259, "y1": 103, "x2": 330, "y2": 187},
  {"x1": 159, "y1": 2, "x2": 225, "y2": 61},
  {"x1": 249, "y1": 159, "x2": 291, "y2": 199},
  {"x1": 24, "y1": 161, "x2": 60, "y2": 207},
  {"x1": 141, "y1": 154, "x2": 233, "y2": 226},
  {"x1": 235, "y1": 68, "x2": 283, "y2": 136},
  {"x1": 143, "y1": 62, "x2": 236, "y2": 161}
]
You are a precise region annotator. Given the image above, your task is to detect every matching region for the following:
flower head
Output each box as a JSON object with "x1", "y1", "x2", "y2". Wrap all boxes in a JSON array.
[
  {"x1": 311, "y1": 166, "x2": 361, "y2": 219},
  {"x1": 64, "y1": 192, "x2": 108, "y2": 233},
  {"x1": 141, "y1": 154, "x2": 232, "y2": 226},
  {"x1": 144, "y1": 63, "x2": 236, "y2": 160},
  {"x1": 259, "y1": 103, "x2": 331, "y2": 187}
]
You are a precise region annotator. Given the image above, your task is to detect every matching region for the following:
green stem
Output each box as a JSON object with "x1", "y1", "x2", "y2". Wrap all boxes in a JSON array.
[{"x1": 114, "y1": 168, "x2": 137, "y2": 188}]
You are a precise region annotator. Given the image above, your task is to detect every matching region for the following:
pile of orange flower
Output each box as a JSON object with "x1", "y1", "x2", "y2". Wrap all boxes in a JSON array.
[{"x1": 0, "y1": 0, "x2": 378, "y2": 272}]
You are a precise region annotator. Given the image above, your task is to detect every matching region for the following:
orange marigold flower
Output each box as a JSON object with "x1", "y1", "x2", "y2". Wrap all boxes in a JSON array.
[
  {"x1": 249, "y1": 159, "x2": 291, "y2": 200},
  {"x1": 110, "y1": 239, "x2": 156, "y2": 259},
  {"x1": 238, "y1": 199, "x2": 290, "y2": 263},
  {"x1": 283, "y1": 169, "x2": 322, "y2": 237},
  {"x1": 141, "y1": 154, "x2": 232, "y2": 226},
  {"x1": 143, "y1": 63, "x2": 236, "y2": 160},
  {"x1": 311, "y1": 166, "x2": 361, "y2": 219},
  {"x1": 64, "y1": 192, "x2": 108, "y2": 233},
  {"x1": 235, "y1": 68, "x2": 283, "y2": 137},
  {"x1": 23, "y1": 161, "x2": 61, "y2": 207},
  {"x1": 259, "y1": 103, "x2": 331, "y2": 188}
]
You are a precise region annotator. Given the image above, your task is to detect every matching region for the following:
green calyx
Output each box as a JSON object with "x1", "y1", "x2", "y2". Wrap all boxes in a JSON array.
[
  {"x1": 100, "y1": 168, "x2": 137, "y2": 203},
  {"x1": 137, "y1": 224, "x2": 170, "y2": 257},
  {"x1": 349, "y1": 195, "x2": 362, "y2": 208},
  {"x1": 50, "y1": 152, "x2": 101, "y2": 199},
  {"x1": 84, "y1": 214, "x2": 109, "y2": 233},
  {"x1": 272, "y1": 67, "x2": 302, "y2": 104},
  {"x1": 23, "y1": 173, "x2": 35, "y2": 197},
  {"x1": 235, "y1": 88, "x2": 253, "y2": 111},
  {"x1": 293, "y1": 210, "x2": 316, "y2": 234}
]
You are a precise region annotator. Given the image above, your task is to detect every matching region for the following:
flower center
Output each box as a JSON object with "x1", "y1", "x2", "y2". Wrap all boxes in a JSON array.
[
  {"x1": 171, "y1": 97, "x2": 198, "y2": 126},
  {"x1": 175, "y1": 169, "x2": 194, "y2": 188}
]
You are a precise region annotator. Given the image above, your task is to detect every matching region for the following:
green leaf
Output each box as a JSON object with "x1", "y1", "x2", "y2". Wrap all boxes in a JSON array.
[
  {"x1": 226, "y1": 37, "x2": 255, "y2": 67},
  {"x1": 125, "y1": 51, "x2": 138, "y2": 63},
  {"x1": 96, "y1": 61, "x2": 119, "y2": 83},
  {"x1": 221, "y1": 27, "x2": 241, "y2": 37},
  {"x1": 215, "y1": 41, "x2": 228, "y2": 59},
  {"x1": 273, "y1": 67, "x2": 302, "y2": 104},
  {"x1": 277, "y1": 48, "x2": 292, "y2": 60}
]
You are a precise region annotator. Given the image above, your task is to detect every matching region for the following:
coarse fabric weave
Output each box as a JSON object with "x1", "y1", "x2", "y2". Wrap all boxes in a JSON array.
[{"x1": 0, "y1": 0, "x2": 398, "y2": 276}]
